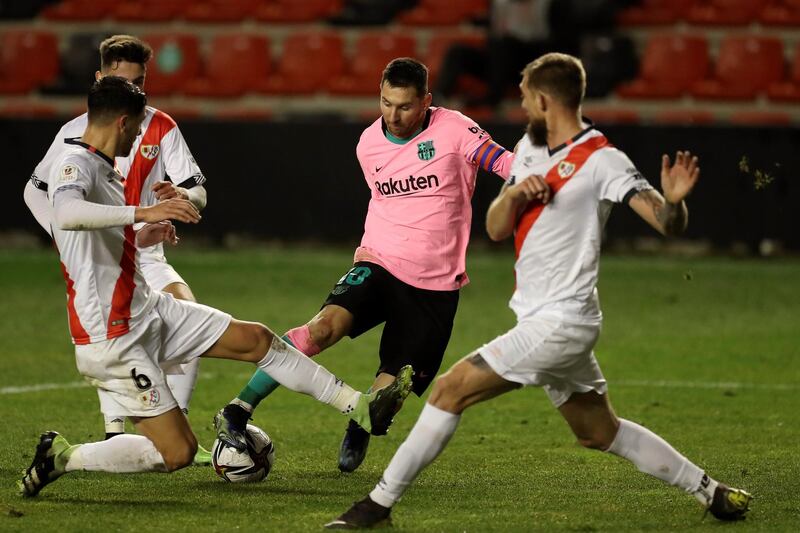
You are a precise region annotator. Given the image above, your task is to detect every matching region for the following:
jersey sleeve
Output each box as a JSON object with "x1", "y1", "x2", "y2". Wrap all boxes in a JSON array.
[
  {"x1": 160, "y1": 126, "x2": 205, "y2": 188},
  {"x1": 454, "y1": 113, "x2": 512, "y2": 179},
  {"x1": 595, "y1": 148, "x2": 653, "y2": 204},
  {"x1": 49, "y1": 157, "x2": 93, "y2": 204},
  {"x1": 31, "y1": 125, "x2": 67, "y2": 191}
]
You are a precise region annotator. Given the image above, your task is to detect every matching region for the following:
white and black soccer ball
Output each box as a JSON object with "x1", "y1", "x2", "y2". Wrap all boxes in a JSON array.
[{"x1": 212, "y1": 424, "x2": 275, "y2": 483}]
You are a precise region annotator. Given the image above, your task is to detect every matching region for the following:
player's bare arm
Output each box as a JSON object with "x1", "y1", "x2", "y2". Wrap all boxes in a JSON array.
[
  {"x1": 136, "y1": 221, "x2": 178, "y2": 248},
  {"x1": 152, "y1": 181, "x2": 208, "y2": 211},
  {"x1": 486, "y1": 174, "x2": 549, "y2": 241},
  {"x1": 629, "y1": 151, "x2": 699, "y2": 236},
  {"x1": 135, "y1": 197, "x2": 201, "y2": 225}
]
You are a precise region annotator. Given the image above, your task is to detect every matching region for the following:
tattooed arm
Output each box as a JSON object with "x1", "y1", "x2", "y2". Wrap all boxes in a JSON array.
[{"x1": 628, "y1": 151, "x2": 699, "y2": 236}]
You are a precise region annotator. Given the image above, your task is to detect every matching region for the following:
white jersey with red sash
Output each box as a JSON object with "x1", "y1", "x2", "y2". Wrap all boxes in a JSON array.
[
  {"x1": 48, "y1": 145, "x2": 158, "y2": 345},
  {"x1": 509, "y1": 125, "x2": 652, "y2": 323}
]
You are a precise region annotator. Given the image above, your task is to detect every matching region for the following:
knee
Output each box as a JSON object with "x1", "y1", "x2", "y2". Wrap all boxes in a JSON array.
[
  {"x1": 428, "y1": 373, "x2": 469, "y2": 414},
  {"x1": 161, "y1": 436, "x2": 197, "y2": 472},
  {"x1": 307, "y1": 315, "x2": 343, "y2": 349}
]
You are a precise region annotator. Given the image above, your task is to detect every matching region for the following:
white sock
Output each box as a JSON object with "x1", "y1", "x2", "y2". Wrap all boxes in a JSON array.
[
  {"x1": 607, "y1": 418, "x2": 718, "y2": 505},
  {"x1": 103, "y1": 414, "x2": 126, "y2": 435},
  {"x1": 65, "y1": 435, "x2": 167, "y2": 473},
  {"x1": 369, "y1": 403, "x2": 461, "y2": 508},
  {"x1": 166, "y1": 358, "x2": 200, "y2": 412},
  {"x1": 256, "y1": 336, "x2": 360, "y2": 414}
]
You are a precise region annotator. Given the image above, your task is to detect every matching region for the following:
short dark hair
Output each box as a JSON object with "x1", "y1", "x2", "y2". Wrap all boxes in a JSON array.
[
  {"x1": 87, "y1": 76, "x2": 147, "y2": 124},
  {"x1": 99, "y1": 35, "x2": 152, "y2": 70},
  {"x1": 523, "y1": 53, "x2": 586, "y2": 109},
  {"x1": 381, "y1": 57, "x2": 429, "y2": 96}
]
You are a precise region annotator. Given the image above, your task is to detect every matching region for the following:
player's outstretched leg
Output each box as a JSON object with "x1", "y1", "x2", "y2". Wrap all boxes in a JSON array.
[{"x1": 18, "y1": 431, "x2": 77, "y2": 497}]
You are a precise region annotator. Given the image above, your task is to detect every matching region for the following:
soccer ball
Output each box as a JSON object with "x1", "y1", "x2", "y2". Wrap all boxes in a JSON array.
[{"x1": 212, "y1": 424, "x2": 275, "y2": 483}]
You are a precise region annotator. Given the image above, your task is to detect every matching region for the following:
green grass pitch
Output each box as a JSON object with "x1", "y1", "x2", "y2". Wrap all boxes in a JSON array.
[{"x1": 1, "y1": 247, "x2": 798, "y2": 531}]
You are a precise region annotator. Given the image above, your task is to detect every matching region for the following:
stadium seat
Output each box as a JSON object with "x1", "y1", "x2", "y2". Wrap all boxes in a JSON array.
[
  {"x1": 728, "y1": 110, "x2": 793, "y2": 125},
  {"x1": 113, "y1": 0, "x2": 191, "y2": 22},
  {"x1": 0, "y1": 102, "x2": 58, "y2": 118},
  {"x1": 760, "y1": 0, "x2": 800, "y2": 26},
  {"x1": 257, "y1": 31, "x2": 344, "y2": 95},
  {"x1": 40, "y1": 0, "x2": 113, "y2": 21},
  {"x1": 691, "y1": 36, "x2": 785, "y2": 100},
  {"x1": 398, "y1": 0, "x2": 489, "y2": 26},
  {"x1": 182, "y1": 35, "x2": 271, "y2": 98},
  {"x1": 254, "y1": 0, "x2": 342, "y2": 23},
  {"x1": 327, "y1": 33, "x2": 417, "y2": 95},
  {"x1": 141, "y1": 34, "x2": 201, "y2": 96},
  {"x1": 182, "y1": 0, "x2": 260, "y2": 22},
  {"x1": 687, "y1": 0, "x2": 769, "y2": 25},
  {"x1": 617, "y1": 0, "x2": 696, "y2": 26},
  {"x1": 617, "y1": 35, "x2": 709, "y2": 99},
  {"x1": 424, "y1": 33, "x2": 487, "y2": 97},
  {"x1": 653, "y1": 109, "x2": 716, "y2": 124},
  {"x1": 767, "y1": 42, "x2": 800, "y2": 101},
  {"x1": 0, "y1": 30, "x2": 59, "y2": 94}
]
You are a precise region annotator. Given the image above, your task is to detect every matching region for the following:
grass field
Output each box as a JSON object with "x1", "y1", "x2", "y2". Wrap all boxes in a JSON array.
[{"x1": 1, "y1": 247, "x2": 798, "y2": 532}]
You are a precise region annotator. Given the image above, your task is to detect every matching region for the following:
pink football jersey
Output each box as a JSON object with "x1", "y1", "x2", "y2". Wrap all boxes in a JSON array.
[{"x1": 355, "y1": 107, "x2": 513, "y2": 291}]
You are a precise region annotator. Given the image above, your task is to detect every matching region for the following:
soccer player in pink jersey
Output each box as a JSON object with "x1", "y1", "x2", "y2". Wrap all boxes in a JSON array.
[
  {"x1": 325, "y1": 53, "x2": 752, "y2": 528},
  {"x1": 215, "y1": 58, "x2": 515, "y2": 472},
  {"x1": 24, "y1": 36, "x2": 214, "y2": 464},
  {"x1": 19, "y1": 77, "x2": 413, "y2": 498}
]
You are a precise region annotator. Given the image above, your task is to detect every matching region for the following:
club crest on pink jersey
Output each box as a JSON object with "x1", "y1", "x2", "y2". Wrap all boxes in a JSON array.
[{"x1": 417, "y1": 140, "x2": 435, "y2": 161}]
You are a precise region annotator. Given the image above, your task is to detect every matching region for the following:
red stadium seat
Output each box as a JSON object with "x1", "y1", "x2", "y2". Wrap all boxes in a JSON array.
[
  {"x1": 113, "y1": 0, "x2": 190, "y2": 22},
  {"x1": 0, "y1": 30, "x2": 59, "y2": 94},
  {"x1": 760, "y1": 0, "x2": 800, "y2": 26},
  {"x1": 617, "y1": 34, "x2": 709, "y2": 99},
  {"x1": 617, "y1": 0, "x2": 696, "y2": 26},
  {"x1": 424, "y1": 33, "x2": 486, "y2": 90},
  {"x1": 182, "y1": 0, "x2": 260, "y2": 23},
  {"x1": 687, "y1": 0, "x2": 769, "y2": 25},
  {"x1": 692, "y1": 36, "x2": 785, "y2": 100},
  {"x1": 767, "y1": 42, "x2": 800, "y2": 101},
  {"x1": 728, "y1": 110, "x2": 792, "y2": 125},
  {"x1": 254, "y1": 0, "x2": 342, "y2": 23},
  {"x1": 653, "y1": 109, "x2": 716, "y2": 124},
  {"x1": 141, "y1": 34, "x2": 201, "y2": 96},
  {"x1": 327, "y1": 34, "x2": 417, "y2": 95},
  {"x1": 398, "y1": 0, "x2": 489, "y2": 26},
  {"x1": 182, "y1": 35, "x2": 271, "y2": 98},
  {"x1": 258, "y1": 31, "x2": 344, "y2": 95},
  {"x1": 41, "y1": 0, "x2": 114, "y2": 21}
]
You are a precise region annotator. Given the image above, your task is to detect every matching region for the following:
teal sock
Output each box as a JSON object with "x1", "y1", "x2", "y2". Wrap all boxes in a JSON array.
[{"x1": 236, "y1": 335, "x2": 295, "y2": 408}]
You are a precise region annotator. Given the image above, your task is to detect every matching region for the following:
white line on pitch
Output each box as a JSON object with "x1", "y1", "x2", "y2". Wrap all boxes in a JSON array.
[
  {"x1": 2, "y1": 376, "x2": 798, "y2": 395},
  {"x1": 616, "y1": 379, "x2": 800, "y2": 391}
]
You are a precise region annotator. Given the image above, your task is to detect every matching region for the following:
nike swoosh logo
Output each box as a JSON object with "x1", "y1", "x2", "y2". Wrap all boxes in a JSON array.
[{"x1": 375, "y1": 166, "x2": 383, "y2": 172}]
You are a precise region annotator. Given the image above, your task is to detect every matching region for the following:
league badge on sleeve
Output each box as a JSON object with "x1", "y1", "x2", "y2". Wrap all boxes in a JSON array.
[
  {"x1": 417, "y1": 140, "x2": 435, "y2": 161},
  {"x1": 59, "y1": 164, "x2": 78, "y2": 182}
]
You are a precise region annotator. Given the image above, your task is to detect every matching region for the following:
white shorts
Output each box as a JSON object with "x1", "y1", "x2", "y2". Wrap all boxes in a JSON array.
[
  {"x1": 76, "y1": 292, "x2": 232, "y2": 417},
  {"x1": 479, "y1": 315, "x2": 606, "y2": 407},
  {"x1": 139, "y1": 248, "x2": 186, "y2": 292}
]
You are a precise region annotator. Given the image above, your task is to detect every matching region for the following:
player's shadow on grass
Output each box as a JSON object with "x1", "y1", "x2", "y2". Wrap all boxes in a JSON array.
[{"x1": 195, "y1": 480, "x2": 352, "y2": 497}]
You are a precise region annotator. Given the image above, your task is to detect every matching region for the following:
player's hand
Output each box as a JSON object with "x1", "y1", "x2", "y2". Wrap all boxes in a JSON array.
[
  {"x1": 661, "y1": 151, "x2": 700, "y2": 204},
  {"x1": 135, "y1": 198, "x2": 201, "y2": 224},
  {"x1": 152, "y1": 181, "x2": 188, "y2": 201},
  {"x1": 136, "y1": 221, "x2": 179, "y2": 248},
  {"x1": 508, "y1": 174, "x2": 551, "y2": 206}
]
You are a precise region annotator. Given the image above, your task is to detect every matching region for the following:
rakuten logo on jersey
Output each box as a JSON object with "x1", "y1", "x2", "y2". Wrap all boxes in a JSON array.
[{"x1": 374, "y1": 174, "x2": 440, "y2": 197}]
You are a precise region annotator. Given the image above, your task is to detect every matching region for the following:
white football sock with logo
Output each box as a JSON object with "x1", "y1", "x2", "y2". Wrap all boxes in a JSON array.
[
  {"x1": 370, "y1": 403, "x2": 461, "y2": 508},
  {"x1": 256, "y1": 336, "x2": 360, "y2": 414},
  {"x1": 607, "y1": 418, "x2": 718, "y2": 505},
  {"x1": 65, "y1": 435, "x2": 167, "y2": 473}
]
